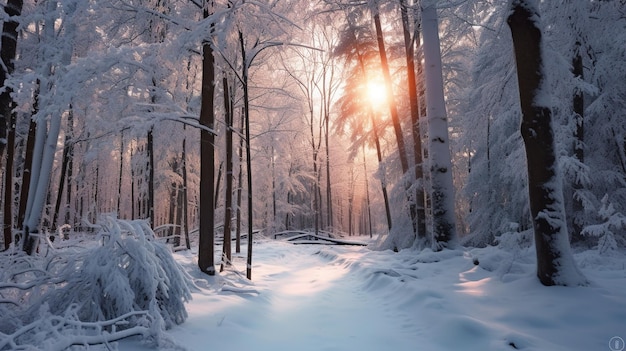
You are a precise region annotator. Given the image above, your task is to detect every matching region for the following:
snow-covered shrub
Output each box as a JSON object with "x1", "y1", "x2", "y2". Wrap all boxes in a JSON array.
[
  {"x1": 495, "y1": 224, "x2": 533, "y2": 252},
  {"x1": 582, "y1": 195, "x2": 626, "y2": 254},
  {"x1": 0, "y1": 216, "x2": 192, "y2": 350},
  {"x1": 36, "y1": 216, "x2": 192, "y2": 328}
]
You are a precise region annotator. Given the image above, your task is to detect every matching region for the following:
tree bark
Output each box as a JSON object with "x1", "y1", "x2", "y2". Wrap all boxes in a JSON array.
[
  {"x1": 0, "y1": 0, "x2": 23, "y2": 163},
  {"x1": 17, "y1": 117, "x2": 36, "y2": 230},
  {"x1": 117, "y1": 130, "x2": 124, "y2": 216},
  {"x1": 147, "y1": 127, "x2": 155, "y2": 227},
  {"x1": 182, "y1": 132, "x2": 191, "y2": 250},
  {"x1": 421, "y1": 4, "x2": 457, "y2": 248},
  {"x1": 198, "y1": 2, "x2": 216, "y2": 276},
  {"x1": 350, "y1": 27, "x2": 393, "y2": 233},
  {"x1": 1, "y1": 0, "x2": 23, "y2": 249},
  {"x1": 571, "y1": 40, "x2": 585, "y2": 241},
  {"x1": 221, "y1": 75, "x2": 233, "y2": 272},
  {"x1": 373, "y1": 6, "x2": 419, "y2": 241},
  {"x1": 51, "y1": 130, "x2": 71, "y2": 229},
  {"x1": 236, "y1": 107, "x2": 244, "y2": 253},
  {"x1": 508, "y1": 0, "x2": 585, "y2": 286},
  {"x1": 239, "y1": 30, "x2": 254, "y2": 280},
  {"x1": 214, "y1": 161, "x2": 223, "y2": 209},
  {"x1": 2, "y1": 106, "x2": 15, "y2": 249},
  {"x1": 325, "y1": 110, "x2": 333, "y2": 231},
  {"x1": 362, "y1": 146, "x2": 373, "y2": 238},
  {"x1": 372, "y1": 8, "x2": 409, "y2": 175},
  {"x1": 400, "y1": 0, "x2": 427, "y2": 239}
]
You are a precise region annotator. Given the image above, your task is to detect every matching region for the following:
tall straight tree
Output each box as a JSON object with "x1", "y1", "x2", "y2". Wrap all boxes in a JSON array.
[
  {"x1": 1, "y1": 0, "x2": 23, "y2": 249},
  {"x1": 220, "y1": 74, "x2": 233, "y2": 272},
  {"x1": 0, "y1": 0, "x2": 22, "y2": 162},
  {"x1": 507, "y1": 0, "x2": 585, "y2": 286},
  {"x1": 239, "y1": 29, "x2": 254, "y2": 279},
  {"x1": 23, "y1": 0, "x2": 64, "y2": 254},
  {"x1": 334, "y1": 14, "x2": 393, "y2": 233},
  {"x1": 421, "y1": 3, "x2": 456, "y2": 248},
  {"x1": 371, "y1": 4, "x2": 409, "y2": 176},
  {"x1": 371, "y1": 3, "x2": 420, "y2": 242},
  {"x1": 399, "y1": 0, "x2": 426, "y2": 240},
  {"x1": 198, "y1": 0, "x2": 217, "y2": 276}
]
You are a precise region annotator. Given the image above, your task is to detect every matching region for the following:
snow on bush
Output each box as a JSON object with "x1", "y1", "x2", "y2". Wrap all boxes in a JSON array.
[
  {"x1": 582, "y1": 194, "x2": 626, "y2": 254},
  {"x1": 0, "y1": 215, "x2": 192, "y2": 350}
]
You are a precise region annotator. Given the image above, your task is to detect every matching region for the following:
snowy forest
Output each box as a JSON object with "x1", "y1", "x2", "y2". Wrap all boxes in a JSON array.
[{"x1": 1, "y1": 0, "x2": 626, "y2": 350}]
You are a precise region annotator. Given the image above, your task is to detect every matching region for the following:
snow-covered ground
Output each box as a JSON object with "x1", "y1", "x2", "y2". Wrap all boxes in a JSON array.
[{"x1": 119, "y1": 236, "x2": 626, "y2": 351}]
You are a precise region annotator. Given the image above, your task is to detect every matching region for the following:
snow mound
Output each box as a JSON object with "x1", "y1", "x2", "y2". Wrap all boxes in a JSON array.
[{"x1": 0, "y1": 216, "x2": 192, "y2": 350}]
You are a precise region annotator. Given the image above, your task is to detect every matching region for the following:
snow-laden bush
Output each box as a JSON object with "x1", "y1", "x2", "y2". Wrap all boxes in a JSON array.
[
  {"x1": 0, "y1": 215, "x2": 192, "y2": 350},
  {"x1": 582, "y1": 194, "x2": 626, "y2": 254}
]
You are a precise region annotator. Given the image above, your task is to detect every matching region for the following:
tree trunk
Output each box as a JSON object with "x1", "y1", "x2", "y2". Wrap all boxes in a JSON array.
[
  {"x1": 507, "y1": 0, "x2": 585, "y2": 286},
  {"x1": 363, "y1": 146, "x2": 373, "y2": 238},
  {"x1": 1, "y1": 0, "x2": 24, "y2": 249},
  {"x1": 571, "y1": 40, "x2": 585, "y2": 241},
  {"x1": 2, "y1": 108, "x2": 15, "y2": 249},
  {"x1": 23, "y1": 2, "x2": 59, "y2": 252},
  {"x1": 400, "y1": 0, "x2": 427, "y2": 239},
  {"x1": 117, "y1": 130, "x2": 124, "y2": 217},
  {"x1": 51, "y1": 130, "x2": 71, "y2": 229},
  {"x1": 325, "y1": 113, "x2": 333, "y2": 231},
  {"x1": 214, "y1": 161, "x2": 223, "y2": 210},
  {"x1": 23, "y1": 102, "x2": 63, "y2": 254},
  {"x1": 351, "y1": 28, "x2": 393, "y2": 232},
  {"x1": 17, "y1": 117, "x2": 36, "y2": 230},
  {"x1": 373, "y1": 6, "x2": 418, "y2": 240},
  {"x1": 168, "y1": 181, "x2": 177, "y2": 241},
  {"x1": 272, "y1": 144, "x2": 276, "y2": 224},
  {"x1": 130, "y1": 143, "x2": 136, "y2": 219},
  {"x1": 147, "y1": 127, "x2": 155, "y2": 227},
  {"x1": 421, "y1": 4, "x2": 457, "y2": 248},
  {"x1": 0, "y1": 0, "x2": 23, "y2": 164},
  {"x1": 198, "y1": 2, "x2": 216, "y2": 276},
  {"x1": 236, "y1": 107, "x2": 244, "y2": 253},
  {"x1": 175, "y1": 183, "x2": 183, "y2": 247},
  {"x1": 372, "y1": 8, "x2": 409, "y2": 175},
  {"x1": 182, "y1": 131, "x2": 191, "y2": 250},
  {"x1": 221, "y1": 75, "x2": 233, "y2": 272},
  {"x1": 240, "y1": 30, "x2": 254, "y2": 280}
]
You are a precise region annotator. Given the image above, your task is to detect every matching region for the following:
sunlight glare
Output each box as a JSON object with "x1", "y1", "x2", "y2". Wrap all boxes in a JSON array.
[{"x1": 366, "y1": 80, "x2": 387, "y2": 109}]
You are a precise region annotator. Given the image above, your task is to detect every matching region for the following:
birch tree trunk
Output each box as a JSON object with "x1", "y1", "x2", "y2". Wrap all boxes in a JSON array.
[
  {"x1": 507, "y1": 0, "x2": 585, "y2": 286},
  {"x1": 23, "y1": 1, "x2": 60, "y2": 254},
  {"x1": 421, "y1": 4, "x2": 457, "y2": 248},
  {"x1": 18, "y1": 80, "x2": 40, "y2": 231}
]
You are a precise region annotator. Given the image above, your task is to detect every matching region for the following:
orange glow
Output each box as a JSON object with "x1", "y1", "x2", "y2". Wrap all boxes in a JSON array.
[{"x1": 365, "y1": 78, "x2": 387, "y2": 110}]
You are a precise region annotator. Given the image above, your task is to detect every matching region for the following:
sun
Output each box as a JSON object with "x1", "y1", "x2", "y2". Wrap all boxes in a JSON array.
[{"x1": 365, "y1": 80, "x2": 387, "y2": 109}]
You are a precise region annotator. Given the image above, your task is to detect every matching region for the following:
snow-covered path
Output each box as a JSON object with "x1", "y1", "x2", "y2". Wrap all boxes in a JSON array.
[
  {"x1": 121, "y1": 239, "x2": 626, "y2": 351},
  {"x1": 172, "y1": 243, "x2": 423, "y2": 351}
]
